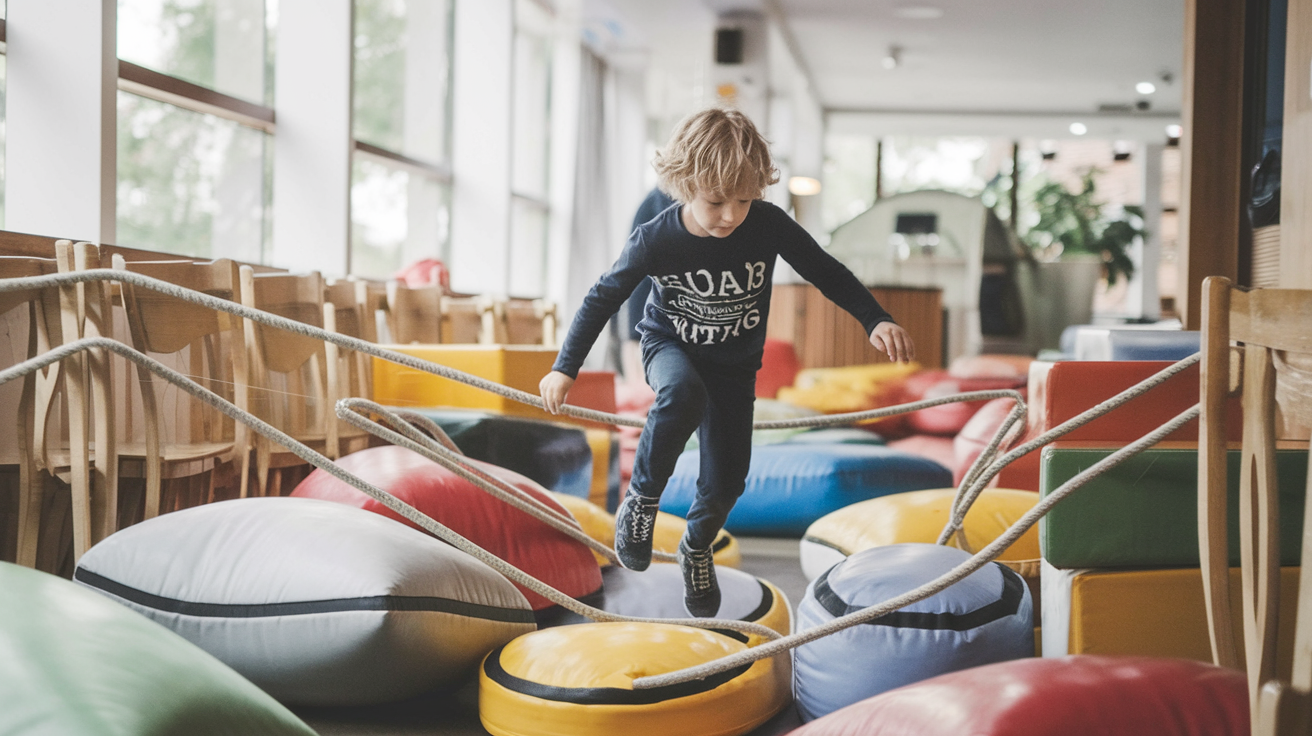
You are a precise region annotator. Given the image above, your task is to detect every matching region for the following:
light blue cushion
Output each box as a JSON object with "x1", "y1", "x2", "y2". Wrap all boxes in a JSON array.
[
  {"x1": 659, "y1": 444, "x2": 951, "y2": 536},
  {"x1": 793, "y1": 544, "x2": 1033, "y2": 721}
]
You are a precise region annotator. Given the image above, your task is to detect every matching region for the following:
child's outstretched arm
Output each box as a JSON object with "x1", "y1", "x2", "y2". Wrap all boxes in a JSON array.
[{"x1": 870, "y1": 321, "x2": 915, "y2": 363}]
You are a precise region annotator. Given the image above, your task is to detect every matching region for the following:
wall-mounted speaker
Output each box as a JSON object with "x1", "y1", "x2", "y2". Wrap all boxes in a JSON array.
[{"x1": 715, "y1": 28, "x2": 744, "y2": 64}]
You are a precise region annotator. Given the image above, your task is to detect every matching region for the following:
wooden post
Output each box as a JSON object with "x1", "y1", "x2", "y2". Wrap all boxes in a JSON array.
[
  {"x1": 1281, "y1": 0, "x2": 1312, "y2": 288},
  {"x1": 1179, "y1": 0, "x2": 1246, "y2": 329}
]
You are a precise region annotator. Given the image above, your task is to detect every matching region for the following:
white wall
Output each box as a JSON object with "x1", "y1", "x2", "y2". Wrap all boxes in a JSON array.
[{"x1": 6, "y1": 0, "x2": 117, "y2": 243}]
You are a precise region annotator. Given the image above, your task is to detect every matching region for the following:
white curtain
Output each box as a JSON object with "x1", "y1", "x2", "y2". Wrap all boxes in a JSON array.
[{"x1": 565, "y1": 48, "x2": 618, "y2": 370}]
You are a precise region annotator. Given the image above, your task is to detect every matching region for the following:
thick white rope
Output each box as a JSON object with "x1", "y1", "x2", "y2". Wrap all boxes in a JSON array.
[
  {"x1": 633, "y1": 402, "x2": 1201, "y2": 689},
  {"x1": 935, "y1": 354, "x2": 1201, "y2": 546},
  {"x1": 0, "y1": 337, "x2": 779, "y2": 640},
  {"x1": 5, "y1": 273, "x2": 1206, "y2": 678}
]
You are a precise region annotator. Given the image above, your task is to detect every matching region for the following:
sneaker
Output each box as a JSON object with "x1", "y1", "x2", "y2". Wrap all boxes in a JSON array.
[
  {"x1": 614, "y1": 492, "x2": 660, "y2": 571},
  {"x1": 678, "y1": 538, "x2": 720, "y2": 617}
]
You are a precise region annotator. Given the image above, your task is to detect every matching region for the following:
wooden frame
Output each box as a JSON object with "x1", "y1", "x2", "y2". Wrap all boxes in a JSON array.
[{"x1": 1199, "y1": 276, "x2": 1312, "y2": 734}]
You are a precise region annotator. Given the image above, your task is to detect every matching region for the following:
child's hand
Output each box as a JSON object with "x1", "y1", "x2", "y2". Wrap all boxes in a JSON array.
[
  {"x1": 539, "y1": 371, "x2": 576, "y2": 415},
  {"x1": 870, "y1": 322, "x2": 915, "y2": 364}
]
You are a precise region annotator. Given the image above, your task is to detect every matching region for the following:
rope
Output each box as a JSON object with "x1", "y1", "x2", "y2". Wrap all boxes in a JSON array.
[
  {"x1": 4, "y1": 272, "x2": 1205, "y2": 688},
  {"x1": 935, "y1": 354, "x2": 1200, "y2": 546},
  {"x1": 632, "y1": 402, "x2": 1201, "y2": 689},
  {"x1": 0, "y1": 337, "x2": 778, "y2": 641}
]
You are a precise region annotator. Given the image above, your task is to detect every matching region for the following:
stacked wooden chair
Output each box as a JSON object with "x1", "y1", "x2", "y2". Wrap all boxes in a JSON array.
[{"x1": 1199, "y1": 276, "x2": 1312, "y2": 735}]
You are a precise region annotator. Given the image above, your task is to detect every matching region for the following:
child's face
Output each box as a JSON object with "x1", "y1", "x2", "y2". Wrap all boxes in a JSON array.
[{"x1": 683, "y1": 189, "x2": 754, "y2": 238}]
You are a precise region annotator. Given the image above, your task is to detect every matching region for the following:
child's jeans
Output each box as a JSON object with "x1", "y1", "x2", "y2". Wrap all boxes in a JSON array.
[{"x1": 629, "y1": 336, "x2": 757, "y2": 550}]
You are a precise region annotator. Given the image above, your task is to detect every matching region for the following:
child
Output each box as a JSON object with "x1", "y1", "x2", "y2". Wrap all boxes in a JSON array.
[{"x1": 540, "y1": 108, "x2": 913, "y2": 617}]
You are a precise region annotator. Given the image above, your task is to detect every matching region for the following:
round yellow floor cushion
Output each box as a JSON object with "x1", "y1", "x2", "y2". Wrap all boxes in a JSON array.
[
  {"x1": 480, "y1": 622, "x2": 790, "y2": 736},
  {"x1": 800, "y1": 488, "x2": 1040, "y2": 580},
  {"x1": 551, "y1": 493, "x2": 741, "y2": 569}
]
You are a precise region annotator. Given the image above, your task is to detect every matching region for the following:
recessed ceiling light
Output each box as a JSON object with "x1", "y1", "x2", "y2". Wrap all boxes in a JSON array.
[
  {"x1": 893, "y1": 5, "x2": 944, "y2": 19},
  {"x1": 882, "y1": 45, "x2": 903, "y2": 70},
  {"x1": 1069, "y1": 122, "x2": 1088, "y2": 136},
  {"x1": 1136, "y1": 81, "x2": 1156, "y2": 95}
]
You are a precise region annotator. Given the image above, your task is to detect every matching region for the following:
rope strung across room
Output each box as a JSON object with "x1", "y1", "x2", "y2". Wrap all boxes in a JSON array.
[
  {"x1": 0, "y1": 271, "x2": 1205, "y2": 692},
  {"x1": 0, "y1": 337, "x2": 780, "y2": 641},
  {"x1": 0, "y1": 269, "x2": 1025, "y2": 431}
]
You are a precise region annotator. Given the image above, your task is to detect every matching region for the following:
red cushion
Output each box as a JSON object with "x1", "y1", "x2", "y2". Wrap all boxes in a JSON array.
[
  {"x1": 792, "y1": 656, "x2": 1248, "y2": 736},
  {"x1": 952, "y1": 394, "x2": 1028, "y2": 487},
  {"x1": 886, "y1": 435, "x2": 956, "y2": 471},
  {"x1": 757, "y1": 339, "x2": 801, "y2": 399},
  {"x1": 904, "y1": 375, "x2": 1026, "y2": 437},
  {"x1": 292, "y1": 446, "x2": 602, "y2": 610},
  {"x1": 998, "y1": 361, "x2": 1243, "y2": 491}
]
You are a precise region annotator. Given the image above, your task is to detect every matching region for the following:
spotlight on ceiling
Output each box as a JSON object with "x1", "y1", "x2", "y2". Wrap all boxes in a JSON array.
[
  {"x1": 1136, "y1": 81, "x2": 1157, "y2": 95},
  {"x1": 893, "y1": 5, "x2": 943, "y2": 19},
  {"x1": 1069, "y1": 122, "x2": 1088, "y2": 136},
  {"x1": 1039, "y1": 139, "x2": 1058, "y2": 160},
  {"x1": 788, "y1": 176, "x2": 823, "y2": 196},
  {"x1": 882, "y1": 45, "x2": 903, "y2": 70},
  {"x1": 1113, "y1": 141, "x2": 1133, "y2": 162},
  {"x1": 1165, "y1": 123, "x2": 1182, "y2": 146}
]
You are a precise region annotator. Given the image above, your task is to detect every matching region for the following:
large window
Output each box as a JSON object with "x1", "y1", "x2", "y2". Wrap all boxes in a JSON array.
[
  {"x1": 116, "y1": 0, "x2": 275, "y2": 260},
  {"x1": 349, "y1": 0, "x2": 453, "y2": 280},
  {"x1": 508, "y1": 0, "x2": 552, "y2": 297}
]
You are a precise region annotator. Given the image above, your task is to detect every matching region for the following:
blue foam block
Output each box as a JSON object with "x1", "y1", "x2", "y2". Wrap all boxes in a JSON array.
[{"x1": 658, "y1": 444, "x2": 952, "y2": 536}]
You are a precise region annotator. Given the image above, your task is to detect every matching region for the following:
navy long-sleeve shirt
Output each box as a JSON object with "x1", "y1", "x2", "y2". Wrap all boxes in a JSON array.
[{"x1": 552, "y1": 199, "x2": 894, "y2": 378}]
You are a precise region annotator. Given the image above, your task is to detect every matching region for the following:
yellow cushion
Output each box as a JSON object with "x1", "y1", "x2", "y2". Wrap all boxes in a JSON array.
[
  {"x1": 479, "y1": 623, "x2": 789, "y2": 736},
  {"x1": 803, "y1": 488, "x2": 1040, "y2": 579}
]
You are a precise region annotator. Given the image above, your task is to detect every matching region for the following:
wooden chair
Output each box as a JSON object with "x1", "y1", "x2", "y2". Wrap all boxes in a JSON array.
[
  {"x1": 39, "y1": 242, "x2": 118, "y2": 561},
  {"x1": 241, "y1": 267, "x2": 328, "y2": 495},
  {"x1": 498, "y1": 297, "x2": 558, "y2": 346},
  {"x1": 0, "y1": 255, "x2": 62, "y2": 567},
  {"x1": 1199, "y1": 276, "x2": 1312, "y2": 735},
  {"x1": 440, "y1": 294, "x2": 497, "y2": 344},
  {"x1": 385, "y1": 280, "x2": 443, "y2": 344},
  {"x1": 113, "y1": 254, "x2": 252, "y2": 510},
  {"x1": 323, "y1": 279, "x2": 372, "y2": 459}
]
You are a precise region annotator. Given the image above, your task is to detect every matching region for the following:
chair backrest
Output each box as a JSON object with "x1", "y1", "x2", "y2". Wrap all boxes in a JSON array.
[
  {"x1": 500, "y1": 297, "x2": 558, "y2": 346},
  {"x1": 1198, "y1": 276, "x2": 1312, "y2": 735},
  {"x1": 241, "y1": 268, "x2": 325, "y2": 375},
  {"x1": 113, "y1": 254, "x2": 249, "y2": 431},
  {"x1": 440, "y1": 294, "x2": 496, "y2": 344},
  {"x1": 353, "y1": 278, "x2": 388, "y2": 343},
  {"x1": 386, "y1": 281, "x2": 442, "y2": 344}
]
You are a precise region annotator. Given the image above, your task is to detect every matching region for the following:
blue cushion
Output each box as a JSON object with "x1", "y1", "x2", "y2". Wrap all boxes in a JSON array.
[
  {"x1": 1071, "y1": 327, "x2": 1200, "y2": 361},
  {"x1": 659, "y1": 444, "x2": 952, "y2": 536},
  {"x1": 793, "y1": 544, "x2": 1034, "y2": 721}
]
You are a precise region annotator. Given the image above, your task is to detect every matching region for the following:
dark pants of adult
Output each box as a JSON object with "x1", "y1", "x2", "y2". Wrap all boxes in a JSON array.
[{"x1": 629, "y1": 337, "x2": 757, "y2": 550}]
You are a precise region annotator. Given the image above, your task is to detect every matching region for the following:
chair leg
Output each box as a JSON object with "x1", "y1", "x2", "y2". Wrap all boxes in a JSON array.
[{"x1": 15, "y1": 459, "x2": 40, "y2": 568}]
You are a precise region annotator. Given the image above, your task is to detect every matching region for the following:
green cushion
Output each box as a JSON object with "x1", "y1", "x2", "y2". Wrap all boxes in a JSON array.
[
  {"x1": 0, "y1": 562, "x2": 316, "y2": 736},
  {"x1": 1040, "y1": 447, "x2": 1308, "y2": 569}
]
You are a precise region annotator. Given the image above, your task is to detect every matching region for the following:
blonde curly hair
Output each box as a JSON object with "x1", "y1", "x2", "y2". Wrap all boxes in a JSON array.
[{"x1": 653, "y1": 108, "x2": 780, "y2": 203}]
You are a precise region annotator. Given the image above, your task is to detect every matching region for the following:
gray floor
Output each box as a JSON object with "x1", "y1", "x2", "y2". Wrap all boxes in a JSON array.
[{"x1": 294, "y1": 538, "x2": 812, "y2": 736}]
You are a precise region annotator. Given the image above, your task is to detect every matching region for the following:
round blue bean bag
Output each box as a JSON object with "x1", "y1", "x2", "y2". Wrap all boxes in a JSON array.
[
  {"x1": 659, "y1": 444, "x2": 952, "y2": 536},
  {"x1": 793, "y1": 543, "x2": 1033, "y2": 721},
  {"x1": 75, "y1": 497, "x2": 537, "y2": 706}
]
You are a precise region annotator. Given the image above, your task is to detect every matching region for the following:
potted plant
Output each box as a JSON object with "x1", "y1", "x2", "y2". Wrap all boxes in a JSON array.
[{"x1": 1023, "y1": 168, "x2": 1146, "y2": 286}]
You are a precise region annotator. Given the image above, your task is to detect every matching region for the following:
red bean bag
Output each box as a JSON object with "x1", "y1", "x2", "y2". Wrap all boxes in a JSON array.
[
  {"x1": 952, "y1": 393, "x2": 1027, "y2": 487},
  {"x1": 757, "y1": 339, "x2": 801, "y2": 399},
  {"x1": 949, "y1": 354, "x2": 1033, "y2": 380},
  {"x1": 886, "y1": 435, "x2": 956, "y2": 471},
  {"x1": 292, "y1": 446, "x2": 602, "y2": 611},
  {"x1": 791, "y1": 656, "x2": 1248, "y2": 736},
  {"x1": 903, "y1": 374, "x2": 1026, "y2": 437}
]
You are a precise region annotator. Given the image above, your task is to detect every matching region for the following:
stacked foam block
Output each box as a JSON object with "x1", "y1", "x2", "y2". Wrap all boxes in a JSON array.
[{"x1": 1036, "y1": 361, "x2": 1306, "y2": 673}]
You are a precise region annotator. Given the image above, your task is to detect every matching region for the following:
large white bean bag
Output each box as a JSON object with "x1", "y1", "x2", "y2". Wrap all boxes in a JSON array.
[{"x1": 75, "y1": 497, "x2": 537, "y2": 705}]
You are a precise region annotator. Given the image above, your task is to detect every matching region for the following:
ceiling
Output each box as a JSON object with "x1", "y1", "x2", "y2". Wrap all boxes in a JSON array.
[{"x1": 600, "y1": 0, "x2": 1185, "y2": 140}]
